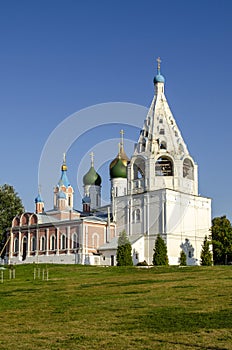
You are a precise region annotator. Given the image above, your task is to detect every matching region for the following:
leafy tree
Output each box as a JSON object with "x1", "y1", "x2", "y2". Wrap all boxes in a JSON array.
[
  {"x1": 179, "y1": 250, "x2": 187, "y2": 266},
  {"x1": 153, "y1": 234, "x2": 169, "y2": 266},
  {"x1": 200, "y1": 235, "x2": 213, "y2": 266},
  {"x1": 116, "y1": 230, "x2": 133, "y2": 266},
  {"x1": 211, "y1": 216, "x2": 232, "y2": 265},
  {"x1": 0, "y1": 184, "x2": 24, "y2": 248}
]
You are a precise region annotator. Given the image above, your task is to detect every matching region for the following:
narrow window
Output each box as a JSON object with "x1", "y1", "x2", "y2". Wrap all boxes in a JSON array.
[
  {"x1": 32, "y1": 237, "x2": 36, "y2": 252},
  {"x1": 41, "y1": 236, "x2": 45, "y2": 251},
  {"x1": 14, "y1": 238, "x2": 19, "y2": 253},
  {"x1": 160, "y1": 141, "x2": 167, "y2": 150},
  {"x1": 51, "y1": 236, "x2": 56, "y2": 251},
  {"x1": 61, "y1": 234, "x2": 66, "y2": 249}
]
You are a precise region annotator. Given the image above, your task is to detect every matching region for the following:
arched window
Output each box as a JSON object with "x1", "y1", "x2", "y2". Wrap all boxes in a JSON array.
[
  {"x1": 61, "y1": 234, "x2": 66, "y2": 250},
  {"x1": 14, "y1": 237, "x2": 19, "y2": 253},
  {"x1": 132, "y1": 209, "x2": 141, "y2": 223},
  {"x1": 155, "y1": 157, "x2": 173, "y2": 176},
  {"x1": 92, "y1": 233, "x2": 99, "y2": 249},
  {"x1": 72, "y1": 233, "x2": 79, "y2": 249},
  {"x1": 183, "y1": 158, "x2": 194, "y2": 180},
  {"x1": 22, "y1": 236, "x2": 27, "y2": 261},
  {"x1": 41, "y1": 236, "x2": 45, "y2": 251},
  {"x1": 31, "y1": 236, "x2": 36, "y2": 252},
  {"x1": 51, "y1": 235, "x2": 56, "y2": 251},
  {"x1": 132, "y1": 210, "x2": 136, "y2": 223},
  {"x1": 136, "y1": 209, "x2": 140, "y2": 222},
  {"x1": 133, "y1": 159, "x2": 145, "y2": 180},
  {"x1": 160, "y1": 141, "x2": 167, "y2": 150},
  {"x1": 141, "y1": 138, "x2": 146, "y2": 152}
]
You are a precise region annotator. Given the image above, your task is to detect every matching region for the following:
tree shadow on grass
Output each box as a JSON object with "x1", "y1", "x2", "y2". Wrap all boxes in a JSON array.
[{"x1": 141, "y1": 307, "x2": 232, "y2": 333}]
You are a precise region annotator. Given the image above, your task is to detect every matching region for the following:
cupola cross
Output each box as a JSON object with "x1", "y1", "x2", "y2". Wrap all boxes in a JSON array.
[
  {"x1": 90, "y1": 152, "x2": 94, "y2": 166},
  {"x1": 156, "y1": 57, "x2": 161, "y2": 71}
]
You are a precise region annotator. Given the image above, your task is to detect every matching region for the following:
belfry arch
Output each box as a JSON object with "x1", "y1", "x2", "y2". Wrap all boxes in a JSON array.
[{"x1": 155, "y1": 156, "x2": 173, "y2": 176}]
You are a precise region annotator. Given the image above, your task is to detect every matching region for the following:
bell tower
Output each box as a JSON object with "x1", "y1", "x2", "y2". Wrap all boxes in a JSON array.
[
  {"x1": 53, "y1": 154, "x2": 74, "y2": 210},
  {"x1": 127, "y1": 57, "x2": 198, "y2": 196}
]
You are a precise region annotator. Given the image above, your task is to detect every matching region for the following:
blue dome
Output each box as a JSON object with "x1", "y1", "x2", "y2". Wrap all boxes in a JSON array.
[
  {"x1": 58, "y1": 191, "x2": 66, "y2": 199},
  {"x1": 153, "y1": 73, "x2": 165, "y2": 84},
  {"x1": 35, "y1": 193, "x2": 43, "y2": 203}
]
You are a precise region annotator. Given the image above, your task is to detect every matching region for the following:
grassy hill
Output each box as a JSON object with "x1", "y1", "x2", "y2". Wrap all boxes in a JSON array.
[{"x1": 0, "y1": 265, "x2": 231, "y2": 349}]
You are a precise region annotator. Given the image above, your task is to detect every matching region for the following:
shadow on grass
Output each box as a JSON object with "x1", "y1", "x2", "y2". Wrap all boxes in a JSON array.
[{"x1": 141, "y1": 307, "x2": 232, "y2": 333}]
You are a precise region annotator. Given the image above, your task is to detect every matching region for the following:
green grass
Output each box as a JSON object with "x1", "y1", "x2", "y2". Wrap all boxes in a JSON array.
[{"x1": 0, "y1": 265, "x2": 231, "y2": 349}]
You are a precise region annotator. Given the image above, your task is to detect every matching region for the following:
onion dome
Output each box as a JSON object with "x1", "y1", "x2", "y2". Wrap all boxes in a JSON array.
[
  {"x1": 110, "y1": 130, "x2": 129, "y2": 179},
  {"x1": 110, "y1": 157, "x2": 127, "y2": 179},
  {"x1": 35, "y1": 193, "x2": 43, "y2": 203},
  {"x1": 83, "y1": 152, "x2": 102, "y2": 186},
  {"x1": 153, "y1": 57, "x2": 165, "y2": 84}
]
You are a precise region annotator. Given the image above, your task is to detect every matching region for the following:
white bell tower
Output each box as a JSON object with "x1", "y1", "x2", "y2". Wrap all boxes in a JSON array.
[{"x1": 127, "y1": 57, "x2": 198, "y2": 197}]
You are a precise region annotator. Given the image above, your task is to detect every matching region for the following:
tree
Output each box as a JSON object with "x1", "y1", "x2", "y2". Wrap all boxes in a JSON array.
[
  {"x1": 200, "y1": 236, "x2": 213, "y2": 266},
  {"x1": 116, "y1": 230, "x2": 133, "y2": 266},
  {"x1": 0, "y1": 184, "x2": 24, "y2": 247},
  {"x1": 153, "y1": 234, "x2": 169, "y2": 266},
  {"x1": 211, "y1": 216, "x2": 232, "y2": 265},
  {"x1": 179, "y1": 250, "x2": 187, "y2": 266}
]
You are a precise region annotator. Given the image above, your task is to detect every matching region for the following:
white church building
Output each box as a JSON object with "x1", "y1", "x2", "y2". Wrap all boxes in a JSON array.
[
  {"x1": 6, "y1": 58, "x2": 211, "y2": 266},
  {"x1": 100, "y1": 58, "x2": 211, "y2": 265}
]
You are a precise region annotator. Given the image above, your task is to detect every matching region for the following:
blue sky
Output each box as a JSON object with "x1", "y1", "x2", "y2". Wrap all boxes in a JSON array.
[{"x1": 0, "y1": 0, "x2": 231, "y2": 219}]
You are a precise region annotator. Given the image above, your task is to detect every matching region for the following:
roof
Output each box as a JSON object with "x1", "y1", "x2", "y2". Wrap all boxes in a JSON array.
[
  {"x1": 58, "y1": 170, "x2": 70, "y2": 188},
  {"x1": 37, "y1": 213, "x2": 59, "y2": 224},
  {"x1": 99, "y1": 234, "x2": 143, "y2": 251}
]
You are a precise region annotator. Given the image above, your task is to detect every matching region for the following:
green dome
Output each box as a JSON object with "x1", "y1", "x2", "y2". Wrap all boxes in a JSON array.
[
  {"x1": 83, "y1": 166, "x2": 102, "y2": 186},
  {"x1": 110, "y1": 158, "x2": 127, "y2": 179}
]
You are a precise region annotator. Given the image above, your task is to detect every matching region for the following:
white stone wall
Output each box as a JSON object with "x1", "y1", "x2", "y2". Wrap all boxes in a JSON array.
[{"x1": 111, "y1": 177, "x2": 127, "y2": 197}]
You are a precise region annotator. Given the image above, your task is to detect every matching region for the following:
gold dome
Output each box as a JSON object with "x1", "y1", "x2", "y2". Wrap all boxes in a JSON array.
[{"x1": 61, "y1": 164, "x2": 68, "y2": 171}]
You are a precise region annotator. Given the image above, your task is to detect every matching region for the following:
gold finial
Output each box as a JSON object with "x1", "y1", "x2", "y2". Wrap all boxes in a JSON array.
[
  {"x1": 156, "y1": 57, "x2": 161, "y2": 71},
  {"x1": 90, "y1": 151, "x2": 94, "y2": 166}
]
